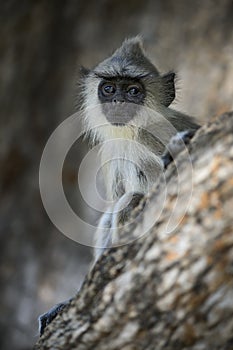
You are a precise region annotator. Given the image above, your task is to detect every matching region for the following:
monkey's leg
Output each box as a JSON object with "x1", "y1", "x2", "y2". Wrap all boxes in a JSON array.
[
  {"x1": 93, "y1": 209, "x2": 113, "y2": 262},
  {"x1": 38, "y1": 195, "x2": 144, "y2": 335},
  {"x1": 162, "y1": 129, "x2": 198, "y2": 168},
  {"x1": 38, "y1": 208, "x2": 113, "y2": 335},
  {"x1": 38, "y1": 299, "x2": 71, "y2": 336}
]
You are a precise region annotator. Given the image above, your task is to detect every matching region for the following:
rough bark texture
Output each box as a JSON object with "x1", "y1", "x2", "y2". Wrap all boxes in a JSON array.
[{"x1": 35, "y1": 112, "x2": 233, "y2": 349}]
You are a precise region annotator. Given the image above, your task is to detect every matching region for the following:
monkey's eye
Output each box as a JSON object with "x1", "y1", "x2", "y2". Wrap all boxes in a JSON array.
[
  {"x1": 101, "y1": 83, "x2": 116, "y2": 96},
  {"x1": 127, "y1": 85, "x2": 141, "y2": 96}
]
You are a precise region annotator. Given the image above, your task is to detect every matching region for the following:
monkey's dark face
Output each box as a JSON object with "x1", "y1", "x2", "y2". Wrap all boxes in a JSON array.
[{"x1": 98, "y1": 78, "x2": 146, "y2": 125}]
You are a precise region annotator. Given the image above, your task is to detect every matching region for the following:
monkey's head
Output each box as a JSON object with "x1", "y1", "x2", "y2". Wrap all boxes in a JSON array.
[{"x1": 81, "y1": 37, "x2": 176, "y2": 142}]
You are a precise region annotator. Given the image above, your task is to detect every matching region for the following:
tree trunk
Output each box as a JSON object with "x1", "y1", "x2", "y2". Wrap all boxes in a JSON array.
[{"x1": 35, "y1": 112, "x2": 233, "y2": 350}]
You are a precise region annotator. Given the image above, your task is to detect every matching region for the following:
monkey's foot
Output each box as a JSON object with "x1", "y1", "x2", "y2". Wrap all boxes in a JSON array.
[
  {"x1": 38, "y1": 300, "x2": 70, "y2": 336},
  {"x1": 162, "y1": 129, "x2": 197, "y2": 168}
]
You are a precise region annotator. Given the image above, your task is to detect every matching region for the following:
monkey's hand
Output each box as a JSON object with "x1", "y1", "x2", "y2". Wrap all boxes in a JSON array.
[
  {"x1": 38, "y1": 299, "x2": 71, "y2": 336},
  {"x1": 162, "y1": 129, "x2": 197, "y2": 168},
  {"x1": 111, "y1": 191, "x2": 144, "y2": 244}
]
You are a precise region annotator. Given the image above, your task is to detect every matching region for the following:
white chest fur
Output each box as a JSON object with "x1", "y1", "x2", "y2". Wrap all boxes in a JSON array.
[{"x1": 99, "y1": 135, "x2": 162, "y2": 200}]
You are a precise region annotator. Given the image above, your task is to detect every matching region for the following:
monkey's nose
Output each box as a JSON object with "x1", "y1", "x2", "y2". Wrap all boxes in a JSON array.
[{"x1": 113, "y1": 95, "x2": 125, "y2": 103}]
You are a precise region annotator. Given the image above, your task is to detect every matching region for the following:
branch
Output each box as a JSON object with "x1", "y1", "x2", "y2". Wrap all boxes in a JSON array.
[{"x1": 35, "y1": 112, "x2": 233, "y2": 350}]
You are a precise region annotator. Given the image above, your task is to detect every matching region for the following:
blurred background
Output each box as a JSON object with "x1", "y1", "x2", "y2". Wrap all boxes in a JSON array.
[{"x1": 0, "y1": 0, "x2": 232, "y2": 349}]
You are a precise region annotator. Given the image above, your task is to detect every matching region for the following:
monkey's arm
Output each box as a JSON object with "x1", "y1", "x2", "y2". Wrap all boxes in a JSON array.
[
  {"x1": 94, "y1": 192, "x2": 144, "y2": 261},
  {"x1": 162, "y1": 128, "x2": 199, "y2": 168}
]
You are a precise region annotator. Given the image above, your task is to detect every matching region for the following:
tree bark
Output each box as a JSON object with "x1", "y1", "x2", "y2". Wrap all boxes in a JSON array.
[{"x1": 35, "y1": 112, "x2": 233, "y2": 350}]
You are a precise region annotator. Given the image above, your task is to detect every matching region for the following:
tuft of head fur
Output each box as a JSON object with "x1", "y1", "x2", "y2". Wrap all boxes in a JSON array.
[{"x1": 93, "y1": 36, "x2": 159, "y2": 78}]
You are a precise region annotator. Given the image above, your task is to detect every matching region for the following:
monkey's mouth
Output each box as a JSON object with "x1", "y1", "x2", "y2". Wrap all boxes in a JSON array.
[
  {"x1": 101, "y1": 102, "x2": 140, "y2": 125},
  {"x1": 111, "y1": 122, "x2": 125, "y2": 126}
]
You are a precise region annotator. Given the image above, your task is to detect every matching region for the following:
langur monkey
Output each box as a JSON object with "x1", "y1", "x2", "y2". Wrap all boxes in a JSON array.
[
  {"x1": 80, "y1": 36, "x2": 199, "y2": 260},
  {"x1": 39, "y1": 37, "x2": 199, "y2": 335}
]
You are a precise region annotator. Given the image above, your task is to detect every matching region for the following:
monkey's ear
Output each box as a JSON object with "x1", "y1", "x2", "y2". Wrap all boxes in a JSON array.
[
  {"x1": 161, "y1": 72, "x2": 175, "y2": 107},
  {"x1": 80, "y1": 66, "x2": 90, "y2": 78}
]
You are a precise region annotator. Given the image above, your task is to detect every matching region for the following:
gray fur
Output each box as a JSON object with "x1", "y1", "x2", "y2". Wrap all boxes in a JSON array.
[{"x1": 80, "y1": 37, "x2": 199, "y2": 262}]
